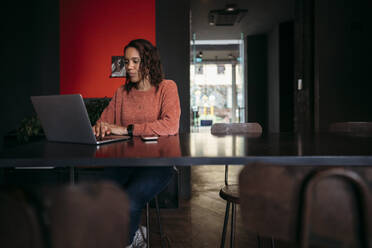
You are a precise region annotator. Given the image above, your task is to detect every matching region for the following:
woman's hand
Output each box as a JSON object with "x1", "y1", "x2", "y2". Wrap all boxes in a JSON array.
[{"x1": 92, "y1": 121, "x2": 127, "y2": 138}]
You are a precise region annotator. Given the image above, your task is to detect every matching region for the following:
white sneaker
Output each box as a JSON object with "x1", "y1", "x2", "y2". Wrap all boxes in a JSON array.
[{"x1": 127, "y1": 226, "x2": 147, "y2": 248}]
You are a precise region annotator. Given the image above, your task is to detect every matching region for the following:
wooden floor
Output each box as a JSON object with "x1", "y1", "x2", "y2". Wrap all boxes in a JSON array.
[{"x1": 145, "y1": 165, "x2": 262, "y2": 248}]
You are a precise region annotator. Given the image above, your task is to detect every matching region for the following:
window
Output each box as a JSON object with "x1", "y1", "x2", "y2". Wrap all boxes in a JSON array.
[
  {"x1": 196, "y1": 64, "x2": 204, "y2": 74},
  {"x1": 217, "y1": 64, "x2": 225, "y2": 74}
]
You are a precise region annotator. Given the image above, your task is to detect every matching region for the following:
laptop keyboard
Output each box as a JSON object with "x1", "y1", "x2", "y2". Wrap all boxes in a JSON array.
[{"x1": 96, "y1": 135, "x2": 130, "y2": 141}]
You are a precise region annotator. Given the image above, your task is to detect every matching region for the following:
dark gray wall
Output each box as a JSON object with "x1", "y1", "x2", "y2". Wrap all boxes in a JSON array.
[
  {"x1": 266, "y1": 21, "x2": 295, "y2": 133},
  {"x1": 156, "y1": 0, "x2": 190, "y2": 134},
  {"x1": 246, "y1": 35, "x2": 268, "y2": 131},
  {"x1": 315, "y1": 0, "x2": 372, "y2": 130},
  {"x1": 0, "y1": 1, "x2": 60, "y2": 150},
  {"x1": 268, "y1": 27, "x2": 280, "y2": 132},
  {"x1": 156, "y1": 0, "x2": 191, "y2": 199},
  {"x1": 279, "y1": 21, "x2": 294, "y2": 132}
]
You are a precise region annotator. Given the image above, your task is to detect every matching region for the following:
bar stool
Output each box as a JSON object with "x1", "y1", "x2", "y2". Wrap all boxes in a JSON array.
[{"x1": 144, "y1": 196, "x2": 166, "y2": 248}]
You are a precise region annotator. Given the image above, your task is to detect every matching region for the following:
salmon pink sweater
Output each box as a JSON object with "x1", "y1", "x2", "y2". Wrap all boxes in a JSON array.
[{"x1": 98, "y1": 80, "x2": 181, "y2": 136}]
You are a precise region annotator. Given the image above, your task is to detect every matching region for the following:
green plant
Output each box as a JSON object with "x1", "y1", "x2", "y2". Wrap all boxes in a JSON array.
[{"x1": 16, "y1": 115, "x2": 44, "y2": 143}]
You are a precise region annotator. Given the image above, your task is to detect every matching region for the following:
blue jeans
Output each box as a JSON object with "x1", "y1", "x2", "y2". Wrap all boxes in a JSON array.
[{"x1": 99, "y1": 166, "x2": 175, "y2": 244}]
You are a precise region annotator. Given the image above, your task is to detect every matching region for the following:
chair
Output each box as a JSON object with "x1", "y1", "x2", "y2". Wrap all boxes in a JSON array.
[
  {"x1": 211, "y1": 122, "x2": 263, "y2": 248},
  {"x1": 0, "y1": 181, "x2": 130, "y2": 248},
  {"x1": 239, "y1": 163, "x2": 372, "y2": 248},
  {"x1": 329, "y1": 122, "x2": 372, "y2": 136}
]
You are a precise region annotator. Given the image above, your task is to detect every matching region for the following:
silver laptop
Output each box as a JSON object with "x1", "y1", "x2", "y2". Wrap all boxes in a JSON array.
[{"x1": 31, "y1": 94, "x2": 131, "y2": 145}]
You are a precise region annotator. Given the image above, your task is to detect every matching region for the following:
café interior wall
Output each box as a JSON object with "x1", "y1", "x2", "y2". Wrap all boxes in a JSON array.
[
  {"x1": 315, "y1": 0, "x2": 372, "y2": 130},
  {"x1": 2, "y1": 0, "x2": 370, "y2": 149},
  {"x1": 268, "y1": 26, "x2": 280, "y2": 133},
  {"x1": 0, "y1": 0, "x2": 60, "y2": 150},
  {"x1": 59, "y1": 0, "x2": 156, "y2": 98},
  {"x1": 246, "y1": 34, "x2": 268, "y2": 131},
  {"x1": 156, "y1": 0, "x2": 190, "y2": 134}
]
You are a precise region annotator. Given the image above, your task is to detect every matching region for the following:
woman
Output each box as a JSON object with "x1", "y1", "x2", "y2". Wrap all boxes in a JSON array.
[{"x1": 93, "y1": 39, "x2": 181, "y2": 247}]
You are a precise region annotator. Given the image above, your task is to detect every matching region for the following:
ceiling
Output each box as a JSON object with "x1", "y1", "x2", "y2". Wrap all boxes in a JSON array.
[{"x1": 190, "y1": 0, "x2": 295, "y2": 60}]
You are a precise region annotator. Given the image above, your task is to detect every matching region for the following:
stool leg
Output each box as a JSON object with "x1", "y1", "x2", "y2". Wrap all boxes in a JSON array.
[
  {"x1": 271, "y1": 237, "x2": 275, "y2": 248},
  {"x1": 257, "y1": 235, "x2": 261, "y2": 248},
  {"x1": 220, "y1": 202, "x2": 231, "y2": 248},
  {"x1": 230, "y1": 203, "x2": 236, "y2": 248},
  {"x1": 146, "y1": 202, "x2": 150, "y2": 248},
  {"x1": 154, "y1": 196, "x2": 165, "y2": 248}
]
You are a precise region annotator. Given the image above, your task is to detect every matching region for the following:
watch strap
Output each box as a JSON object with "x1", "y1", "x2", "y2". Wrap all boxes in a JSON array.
[{"x1": 127, "y1": 124, "x2": 134, "y2": 136}]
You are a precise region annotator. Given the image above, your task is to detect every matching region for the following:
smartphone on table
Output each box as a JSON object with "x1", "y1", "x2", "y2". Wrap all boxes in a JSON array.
[{"x1": 140, "y1": 135, "x2": 159, "y2": 142}]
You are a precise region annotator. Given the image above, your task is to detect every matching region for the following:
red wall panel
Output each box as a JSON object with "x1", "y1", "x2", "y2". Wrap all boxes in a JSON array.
[{"x1": 60, "y1": 0, "x2": 155, "y2": 98}]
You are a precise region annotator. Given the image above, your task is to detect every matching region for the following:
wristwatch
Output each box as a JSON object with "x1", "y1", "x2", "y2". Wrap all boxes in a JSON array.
[{"x1": 127, "y1": 124, "x2": 134, "y2": 137}]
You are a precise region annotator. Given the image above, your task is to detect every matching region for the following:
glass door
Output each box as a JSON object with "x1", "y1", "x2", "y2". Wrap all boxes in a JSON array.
[{"x1": 190, "y1": 34, "x2": 245, "y2": 132}]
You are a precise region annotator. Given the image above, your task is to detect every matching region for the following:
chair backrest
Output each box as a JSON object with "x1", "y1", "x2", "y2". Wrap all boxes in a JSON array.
[
  {"x1": 0, "y1": 189, "x2": 45, "y2": 248},
  {"x1": 239, "y1": 163, "x2": 372, "y2": 248},
  {"x1": 329, "y1": 122, "x2": 372, "y2": 136},
  {"x1": 211, "y1": 122, "x2": 263, "y2": 135},
  {"x1": 0, "y1": 181, "x2": 130, "y2": 248}
]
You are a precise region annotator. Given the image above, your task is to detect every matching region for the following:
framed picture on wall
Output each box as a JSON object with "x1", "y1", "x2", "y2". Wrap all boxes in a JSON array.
[{"x1": 110, "y1": 56, "x2": 126, "y2": 78}]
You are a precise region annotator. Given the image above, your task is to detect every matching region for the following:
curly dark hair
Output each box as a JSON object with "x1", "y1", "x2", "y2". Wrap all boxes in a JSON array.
[{"x1": 123, "y1": 39, "x2": 164, "y2": 92}]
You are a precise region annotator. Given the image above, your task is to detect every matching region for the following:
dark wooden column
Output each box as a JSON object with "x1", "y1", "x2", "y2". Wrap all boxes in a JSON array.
[
  {"x1": 156, "y1": 0, "x2": 191, "y2": 200},
  {"x1": 294, "y1": 0, "x2": 315, "y2": 133}
]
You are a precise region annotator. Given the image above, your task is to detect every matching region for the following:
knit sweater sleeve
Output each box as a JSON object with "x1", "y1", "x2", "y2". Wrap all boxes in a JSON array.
[{"x1": 133, "y1": 81, "x2": 181, "y2": 136}]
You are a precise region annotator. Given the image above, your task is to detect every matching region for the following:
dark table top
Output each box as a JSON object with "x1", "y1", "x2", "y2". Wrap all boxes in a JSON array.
[{"x1": 1, "y1": 132, "x2": 372, "y2": 168}]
